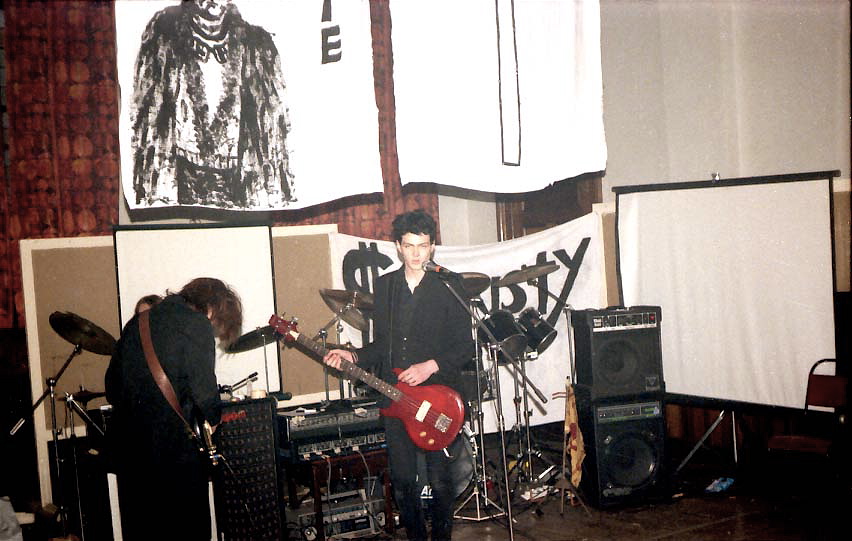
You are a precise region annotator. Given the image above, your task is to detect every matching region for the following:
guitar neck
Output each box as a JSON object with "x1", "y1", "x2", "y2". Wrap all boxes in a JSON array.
[{"x1": 290, "y1": 332, "x2": 400, "y2": 402}]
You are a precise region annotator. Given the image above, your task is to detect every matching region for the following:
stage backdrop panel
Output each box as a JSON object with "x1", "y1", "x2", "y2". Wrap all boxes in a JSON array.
[
  {"x1": 328, "y1": 212, "x2": 608, "y2": 432},
  {"x1": 271, "y1": 224, "x2": 346, "y2": 406},
  {"x1": 391, "y1": 0, "x2": 606, "y2": 192},
  {"x1": 616, "y1": 173, "x2": 837, "y2": 409},
  {"x1": 114, "y1": 225, "x2": 279, "y2": 393},
  {"x1": 21, "y1": 225, "x2": 338, "y2": 506},
  {"x1": 21, "y1": 236, "x2": 118, "y2": 507},
  {"x1": 116, "y1": 0, "x2": 382, "y2": 211}
]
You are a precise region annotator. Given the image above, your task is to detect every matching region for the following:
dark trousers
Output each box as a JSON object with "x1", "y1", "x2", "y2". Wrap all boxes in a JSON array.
[
  {"x1": 384, "y1": 417, "x2": 457, "y2": 541},
  {"x1": 116, "y1": 461, "x2": 211, "y2": 541}
]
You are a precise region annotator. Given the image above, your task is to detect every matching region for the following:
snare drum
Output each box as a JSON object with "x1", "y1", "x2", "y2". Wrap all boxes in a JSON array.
[
  {"x1": 477, "y1": 309, "x2": 527, "y2": 360},
  {"x1": 517, "y1": 307, "x2": 557, "y2": 354}
]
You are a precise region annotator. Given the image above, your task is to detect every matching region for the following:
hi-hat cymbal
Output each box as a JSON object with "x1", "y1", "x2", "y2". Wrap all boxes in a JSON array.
[
  {"x1": 49, "y1": 312, "x2": 116, "y2": 356},
  {"x1": 61, "y1": 390, "x2": 106, "y2": 404},
  {"x1": 320, "y1": 289, "x2": 374, "y2": 310},
  {"x1": 458, "y1": 272, "x2": 491, "y2": 297},
  {"x1": 226, "y1": 325, "x2": 279, "y2": 353},
  {"x1": 320, "y1": 289, "x2": 374, "y2": 331},
  {"x1": 496, "y1": 263, "x2": 560, "y2": 287}
]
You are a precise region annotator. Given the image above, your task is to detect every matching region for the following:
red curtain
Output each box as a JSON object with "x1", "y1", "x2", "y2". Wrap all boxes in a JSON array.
[{"x1": 0, "y1": 0, "x2": 438, "y2": 328}]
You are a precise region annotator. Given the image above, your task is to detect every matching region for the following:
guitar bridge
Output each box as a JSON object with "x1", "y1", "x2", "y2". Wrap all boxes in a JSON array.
[{"x1": 434, "y1": 413, "x2": 451, "y2": 433}]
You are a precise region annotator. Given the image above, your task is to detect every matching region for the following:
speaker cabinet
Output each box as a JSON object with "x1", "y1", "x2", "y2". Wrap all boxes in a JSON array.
[
  {"x1": 213, "y1": 397, "x2": 284, "y2": 541},
  {"x1": 575, "y1": 392, "x2": 669, "y2": 507},
  {"x1": 571, "y1": 306, "x2": 664, "y2": 401}
]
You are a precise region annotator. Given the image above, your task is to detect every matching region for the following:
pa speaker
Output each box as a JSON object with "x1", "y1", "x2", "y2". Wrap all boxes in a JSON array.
[
  {"x1": 575, "y1": 392, "x2": 669, "y2": 508},
  {"x1": 213, "y1": 397, "x2": 284, "y2": 541},
  {"x1": 571, "y1": 306, "x2": 664, "y2": 400}
]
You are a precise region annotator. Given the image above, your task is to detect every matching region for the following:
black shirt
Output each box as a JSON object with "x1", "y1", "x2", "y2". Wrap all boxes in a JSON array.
[{"x1": 358, "y1": 268, "x2": 474, "y2": 402}]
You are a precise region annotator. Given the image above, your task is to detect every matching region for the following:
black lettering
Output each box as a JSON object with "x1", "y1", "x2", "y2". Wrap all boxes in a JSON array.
[
  {"x1": 545, "y1": 238, "x2": 591, "y2": 327},
  {"x1": 322, "y1": 26, "x2": 342, "y2": 64}
]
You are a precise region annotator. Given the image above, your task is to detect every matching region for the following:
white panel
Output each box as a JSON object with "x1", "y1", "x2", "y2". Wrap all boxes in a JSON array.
[
  {"x1": 114, "y1": 226, "x2": 280, "y2": 392},
  {"x1": 617, "y1": 178, "x2": 835, "y2": 408}
]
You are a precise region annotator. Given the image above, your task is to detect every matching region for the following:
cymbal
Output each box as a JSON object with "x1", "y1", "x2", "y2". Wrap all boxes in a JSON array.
[
  {"x1": 61, "y1": 390, "x2": 106, "y2": 404},
  {"x1": 320, "y1": 289, "x2": 374, "y2": 331},
  {"x1": 496, "y1": 262, "x2": 560, "y2": 287},
  {"x1": 458, "y1": 272, "x2": 491, "y2": 297},
  {"x1": 49, "y1": 312, "x2": 116, "y2": 356},
  {"x1": 320, "y1": 289, "x2": 374, "y2": 310},
  {"x1": 226, "y1": 325, "x2": 279, "y2": 353}
]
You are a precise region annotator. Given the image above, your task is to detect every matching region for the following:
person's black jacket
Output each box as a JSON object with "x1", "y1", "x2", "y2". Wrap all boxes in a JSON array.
[
  {"x1": 105, "y1": 295, "x2": 221, "y2": 470},
  {"x1": 357, "y1": 268, "x2": 474, "y2": 404}
]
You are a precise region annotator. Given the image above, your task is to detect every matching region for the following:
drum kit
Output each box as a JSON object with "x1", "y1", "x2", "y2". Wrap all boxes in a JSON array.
[
  {"x1": 7, "y1": 311, "x2": 117, "y2": 541},
  {"x1": 449, "y1": 262, "x2": 564, "y2": 527}
]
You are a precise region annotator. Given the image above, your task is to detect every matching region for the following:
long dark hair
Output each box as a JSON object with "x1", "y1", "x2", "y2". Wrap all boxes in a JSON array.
[{"x1": 178, "y1": 277, "x2": 243, "y2": 347}]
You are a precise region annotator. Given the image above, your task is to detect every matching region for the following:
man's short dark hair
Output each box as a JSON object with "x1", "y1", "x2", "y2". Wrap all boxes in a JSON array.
[{"x1": 392, "y1": 209, "x2": 436, "y2": 243}]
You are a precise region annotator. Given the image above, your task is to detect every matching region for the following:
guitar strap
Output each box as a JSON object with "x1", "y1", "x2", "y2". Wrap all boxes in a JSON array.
[{"x1": 138, "y1": 309, "x2": 197, "y2": 440}]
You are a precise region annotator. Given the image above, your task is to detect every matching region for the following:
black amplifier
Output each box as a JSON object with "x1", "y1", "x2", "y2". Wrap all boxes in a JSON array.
[
  {"x1": 278, "y1": 399, "x2": 385, "y2": 462},
  {"x1": 285, "y1": 488, "x2": 386, "y2": 541}
]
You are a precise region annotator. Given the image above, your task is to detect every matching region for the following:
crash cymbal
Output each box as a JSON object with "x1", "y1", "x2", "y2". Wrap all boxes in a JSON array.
[
  {"x1": 496, "y1": 262, "x2": 560, "y2": 287},
  {"x1": 458, "y1": 272, "x2": 491, "y2": 297},
  {"x1": 49, "y1": 312, "x2": 116, "y2": 356},
  {"x1": 226, "y1": 325, "x2": 279, "y2": 353},
  {"x1": 61, "y1": 390, "x2": 106, "y2": 404},
  {"x1": 320, "y1": 289, "x2": 373, "y2": 331}
]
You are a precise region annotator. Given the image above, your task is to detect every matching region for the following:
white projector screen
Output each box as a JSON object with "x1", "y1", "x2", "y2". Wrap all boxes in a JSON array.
[
  {"x1": 114, "y1": 225, "x2": 280, "y2": 393},
  {"x1": 616, "y1": 174, "x2": 836, "y2": 409}
]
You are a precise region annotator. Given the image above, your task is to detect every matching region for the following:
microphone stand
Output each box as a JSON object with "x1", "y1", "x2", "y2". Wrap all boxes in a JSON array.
[
  {"x1": 224, "y1": 372, "x2": 258, "y2": 396},
  {"x1": 438, "y1": 276, "x2": 548, "y2": 541}
]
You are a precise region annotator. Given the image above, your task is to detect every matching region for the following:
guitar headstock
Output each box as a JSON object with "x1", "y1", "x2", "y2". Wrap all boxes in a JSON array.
[{"x1": 268, "y1": 314, "x2": 298, "y2": 342}]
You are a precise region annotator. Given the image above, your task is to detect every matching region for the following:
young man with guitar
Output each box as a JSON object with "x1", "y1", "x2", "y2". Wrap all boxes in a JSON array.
[
  {"x1": 324, "y1": 210, "x2": 474, "y2": 541},
  {"x1": 105, "y1": 278, "x2": 242, "y2": 541}
]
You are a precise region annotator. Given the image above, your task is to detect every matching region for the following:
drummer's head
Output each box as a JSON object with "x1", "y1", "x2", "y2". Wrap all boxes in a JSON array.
[
  {"x1": 392, "y1": 210, "x2": 436, "y2": 244},
  {"x1": 134, "y1": 294, "x2": 162, "y2": 314},
  {"x1": 178, "y1": 277, "x2": 243, "y2": 348}
]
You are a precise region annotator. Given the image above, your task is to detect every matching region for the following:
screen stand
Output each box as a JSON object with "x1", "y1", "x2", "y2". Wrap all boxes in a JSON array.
[{"x1": 674, "y1": 410, "x2": 738, "y2": 475}]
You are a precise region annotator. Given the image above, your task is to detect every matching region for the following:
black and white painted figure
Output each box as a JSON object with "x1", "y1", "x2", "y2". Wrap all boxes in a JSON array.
[{"x1": 131, "y1": 0, "x2": 295, "y2": 209}]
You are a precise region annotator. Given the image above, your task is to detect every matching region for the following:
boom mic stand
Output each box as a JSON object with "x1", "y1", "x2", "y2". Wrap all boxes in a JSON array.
[{"x1": 438, "y1": 279, "x2": 549, "y2": 541}]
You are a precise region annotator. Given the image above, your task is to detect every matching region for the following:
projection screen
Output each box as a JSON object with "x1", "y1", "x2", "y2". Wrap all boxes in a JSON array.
[
  {"x1": 615, "y1": 173, "x2": 836, "y2": 409},
  {"x1": 114, "y1": 225, "x2": 280, "y2": 393}
]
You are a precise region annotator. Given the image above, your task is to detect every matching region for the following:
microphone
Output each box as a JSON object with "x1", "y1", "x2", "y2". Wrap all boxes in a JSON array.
[{"x1": 422, "y1": 260, "x2": 458, "y2": 278}]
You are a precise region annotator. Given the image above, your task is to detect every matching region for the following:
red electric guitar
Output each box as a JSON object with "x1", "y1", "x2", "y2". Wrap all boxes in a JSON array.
[{"x1": 270, "y1": 314, "x2": 465, "y2": 451}]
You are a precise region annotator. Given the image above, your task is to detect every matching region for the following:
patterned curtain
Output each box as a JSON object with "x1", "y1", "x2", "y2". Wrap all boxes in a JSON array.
[{"x1": 0, "y1": 0, "x2": 437, "y2": 329}]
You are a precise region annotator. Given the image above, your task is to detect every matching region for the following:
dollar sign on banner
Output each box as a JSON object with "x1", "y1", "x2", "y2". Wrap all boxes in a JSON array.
[{"x1": 342, "y1": 242, "x2": 393, "y2": 340}]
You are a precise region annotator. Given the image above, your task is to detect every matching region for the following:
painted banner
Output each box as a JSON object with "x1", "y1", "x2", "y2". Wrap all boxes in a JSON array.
[
  {"x1": 391, "y1": 0, "x2": 607, "y2": 192},
  {"x1": 327, "y1": 212, "x2": 606, "y2": 432},
  {"x1": 116, "y1": 0, "x2": 382, "y2": 211}
]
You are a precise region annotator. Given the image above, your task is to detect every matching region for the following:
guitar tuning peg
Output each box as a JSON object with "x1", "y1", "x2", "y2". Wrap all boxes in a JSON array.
[{"x1": 291, "y1": 316, "x2": 299, "y2": 323}]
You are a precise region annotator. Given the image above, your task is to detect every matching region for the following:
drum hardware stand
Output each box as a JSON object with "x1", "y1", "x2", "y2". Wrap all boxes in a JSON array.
[
  {"x1": 9, "y1": 343, "x2": 86, "y2": 537},
  {"x1": 62, "y1": 390, "x2": 106, "y2": 541},
  {"x1": 504, "y1": 352, "x2": 561, "y2": 505},
  {"x1": 455, "y1": 304, "x2": 506, "y2": 521},
  {"x1": 517, "y1": 284, "x2": 590, "y2": 513},
  {"x1": 313, "y1": 315, "x2": 347, "y2": 406},
  {"x1": 438, "y1": 282, "x2": 548, "y2": 541}
]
